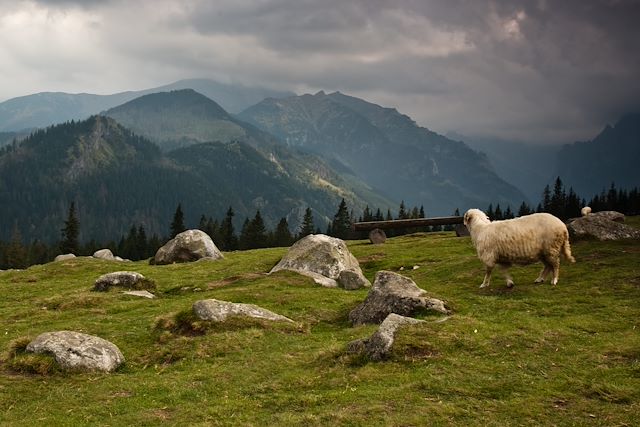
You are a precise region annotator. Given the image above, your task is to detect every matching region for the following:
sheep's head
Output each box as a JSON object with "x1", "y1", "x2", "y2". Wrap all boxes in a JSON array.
[{"x1": 463, "y1": 209, "x2": 490, "y2": 227}]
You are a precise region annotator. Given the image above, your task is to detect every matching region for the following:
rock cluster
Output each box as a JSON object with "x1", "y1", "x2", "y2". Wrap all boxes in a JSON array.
[
  {"x1": 568, "y1": 212, "x2": 640, "y2": 241},
  {"x1": 349, "y1": 270, "x2": 449, "y2": 325}
]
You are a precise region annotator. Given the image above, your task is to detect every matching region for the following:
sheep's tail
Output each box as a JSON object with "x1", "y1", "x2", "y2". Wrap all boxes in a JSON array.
[{"x1": 562, "y1": 235, "x2": 576, "y2": 263}]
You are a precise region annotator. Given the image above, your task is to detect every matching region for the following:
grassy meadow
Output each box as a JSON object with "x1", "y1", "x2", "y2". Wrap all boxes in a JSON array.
[{"x1": 1, "y1": 221, "x2": 639, "y2": 426}]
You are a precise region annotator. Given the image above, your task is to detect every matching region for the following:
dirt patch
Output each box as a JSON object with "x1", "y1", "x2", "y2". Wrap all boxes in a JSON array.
[
  {"x1": 207, "y1": 272, "x2": 266, "y2": 289},
  {"x1": 357, "y1": 253, "x2": 386, "y2": 263}
]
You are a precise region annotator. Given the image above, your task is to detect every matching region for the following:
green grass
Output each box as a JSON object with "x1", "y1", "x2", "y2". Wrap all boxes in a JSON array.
[{"x1": 1, "y1": 227, "x2": 640, "y2": 426}]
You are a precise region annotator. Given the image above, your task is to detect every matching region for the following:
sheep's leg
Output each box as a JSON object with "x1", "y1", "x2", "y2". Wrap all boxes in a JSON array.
[
  {"x1": 480, "y1": 265, "x2": 493, "y2": 288},
  {"x1": 550, "y1": 257, "x2": 560, "y2": 286},
  {"x1": 535, "y1": 261, "x2": 552, "y2": 283},
  {"x1": 499, "y1": 264, "x2": 514, "y2": 288}
]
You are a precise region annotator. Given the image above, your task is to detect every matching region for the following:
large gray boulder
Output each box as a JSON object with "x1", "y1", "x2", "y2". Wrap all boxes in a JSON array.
[
  {"x1": 349, "y1": 271, "x2": 449, "y2": 325},
  {"x1": 26, "y1": 331, "x2": 124, "y2": 372},
  {"x1": 94, "y1": 271, "x2": 156, "y2": 291},
  {"x1": 152, "y1": 229, "x2": 223, "y2": 265},
  {"x1": 270, "y1": 234, "x2": 370, "y2": 289},
  {"x1": 193, "y1": 299, "x2": 293, "y2": 323},
  {"x1": 568, "y1": 215, "x2": 640, "y2": 241},
  {"x1": 347, "y1": 313, "x2": 424, "y2": 361},
  {"x1": 591, "y1": 210, "x2": 625, "y2": 223}
]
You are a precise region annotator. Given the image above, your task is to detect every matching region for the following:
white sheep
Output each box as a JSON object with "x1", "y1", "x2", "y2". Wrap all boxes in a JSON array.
[
  {"x1": 463, "y1": 209, "x2": 575, "y2": 288},
  {"x1": 581, "y1": 206, "x2": 592, "y2": 216}
]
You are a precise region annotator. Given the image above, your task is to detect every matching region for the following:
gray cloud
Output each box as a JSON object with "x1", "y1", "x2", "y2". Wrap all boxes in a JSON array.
[{"x1": 1, "y1": 0, "x2": 639, "y2": 143}]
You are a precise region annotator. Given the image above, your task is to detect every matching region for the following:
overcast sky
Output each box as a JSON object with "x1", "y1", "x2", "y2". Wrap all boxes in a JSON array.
[{"x1": 1, "y1": 0, "x2": 639, "y2": 143}]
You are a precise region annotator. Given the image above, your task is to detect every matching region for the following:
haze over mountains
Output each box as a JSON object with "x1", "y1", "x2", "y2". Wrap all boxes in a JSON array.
[
  {"x1": 239, "y1": 91, "x2": 525, "y2": 213},
  {"x1": 0, "y1": 80, "x2": 638, "y2": 244}
]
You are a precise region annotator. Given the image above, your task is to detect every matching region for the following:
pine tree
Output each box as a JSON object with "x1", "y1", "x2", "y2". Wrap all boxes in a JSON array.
[
  {"x1": 542, "y1": 185, "x2": 552, "y2": 212},
  {"x1": 398, "y1": 200, "x2": 409, "y2": 220},
  {"x1": 239, "y1": 218, "x2": 251, "y2": 250},
  {"x1": 494, "y1": 204, "x2": 503, "y2": 220},
  {"x1": 220, "y1": 206, "x2": 238, "y2": 251},
  {"x1": 6, "y1": 224, "x2": 27, "y2": 269},
  {"x1": 248, "y1": 210, "x2": 268, "y2": 249},
  {"x1": 273, "y1": 217, "x2": 293, "y2": 247},
  {"x1": 517, "y1": 201, "x2": 532, "y2": 217},
  {"x1": 299, "y1": 207, "x2": 315, "y2": 238},
  {"x1": 362, "y1": 205, "x2": 373, "y2": 222},
  {"x1": 331, "y1": 198, "x2": 352, "y2": 239},
  {"x1": 374, "y1": 208, "x2": 384, "y2": 221},
  {"x1": 486, "y1": 204, "x2": 495, "y2": 220},
  {"x1": 136, "y1": 225, "x2": 148, "y2": 259},
  {"x1": 170, "y1": 203, "x2": 186, "y2": 238},
  {"x1": 550, "y1": 177, "x2": 566, "y2": 219},
  {"x1": 60, "y1": 201, "x2": 79, "y2": 254},
  {"x1": 504, "y1": 206, "x2": 514, "y2": 219}
]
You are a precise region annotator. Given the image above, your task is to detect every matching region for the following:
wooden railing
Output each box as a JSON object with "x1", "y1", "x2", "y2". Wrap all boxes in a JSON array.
[{"x1": 352, "y1": 216, "x2": 464, "y2": 231}]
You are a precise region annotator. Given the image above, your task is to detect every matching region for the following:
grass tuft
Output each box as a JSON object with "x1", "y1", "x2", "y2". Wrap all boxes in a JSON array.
[{"x1": 3, "y1": 336, "x2": 60, "y2": 375}]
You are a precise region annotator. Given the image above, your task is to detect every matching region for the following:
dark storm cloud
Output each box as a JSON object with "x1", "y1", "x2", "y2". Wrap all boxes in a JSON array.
[{"x1": 1, "y1": 0, "x2": 639, "y2": 142}]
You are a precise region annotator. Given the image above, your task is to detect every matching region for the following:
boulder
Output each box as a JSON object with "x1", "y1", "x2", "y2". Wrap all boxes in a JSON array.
[
  {"x1": 92, "y1": 249, "x2": 128, "y2": 261},
  {"x1": 455, "y1": 224, "x2": 470, "y2": 237},
  {"x1": 152, "y1": 229, "x2": 223, "y2": 265},
  {"x1": 93, "y1": 248, "x2": 117, "y2": 260},
  {"x1": 270, "y1": 234, "x2": 370, "y2": 289},
  {"x1": 26, "y1": 331, "x2": 124, "y2": 372},
  {"x1": 94, "y1": 271, "x2": 156, "y2": 291},
  {"x1": 368, "y1": 228, "x2": 387, "y2": 244},
  {"x1": 347, "y1": 313, "x2": 424, "y2": 361},
  {"x1": 193, "y1": 299, "x2": 293, "y2": 323},
  {"x1": 54, "y1": 253, "x2": 76, "y2": 262},
  {"x1": 349, "y1": 270, "x2": 449, "y2": 325},
  {"x1": 568, "y1": 215, "x2": 640, "y2": 241}
]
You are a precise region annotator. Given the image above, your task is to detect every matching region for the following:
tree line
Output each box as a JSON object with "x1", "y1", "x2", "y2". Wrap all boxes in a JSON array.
[
  {"x1": 485, "y1": 178, "x2": 640, "y2": 221},
  {"x1": 2, "y1": 178, "x2": 639, "y2": 270}
]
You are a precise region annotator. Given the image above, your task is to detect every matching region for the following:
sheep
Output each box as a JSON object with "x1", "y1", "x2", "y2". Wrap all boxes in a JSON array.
[
  {"x1": 581, "y1": 206, "x2": 592, "y2": 216},
  {"x1": 463, "y1": 209, "x2": 575, "y2": 288}
]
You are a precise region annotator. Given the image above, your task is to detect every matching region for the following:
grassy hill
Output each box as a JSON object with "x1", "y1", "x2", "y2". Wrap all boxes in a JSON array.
[{"x1": 1, "y1": 223, "x2": 639, "y2": 425}]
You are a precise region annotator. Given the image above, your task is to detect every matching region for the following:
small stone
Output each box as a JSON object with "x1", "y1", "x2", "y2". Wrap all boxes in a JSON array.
[
  {"x1": 123, "y1": 290, "x2": 156, "y2": 299},
  {"x1": 54, "y1": 254, "x2": 76, "y2": 262},
  {"x1": 94, "y1": 271, "x2": 156, "y2": 291}
]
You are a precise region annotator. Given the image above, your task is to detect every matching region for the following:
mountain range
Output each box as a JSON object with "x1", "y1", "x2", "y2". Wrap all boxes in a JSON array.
[
  {"x1": 0, "y1": 78, "x2": 293, "y2": 133},
  {"x1": 1, "y1": 80, "x2": 636, "y2": 244},
  {"x1": 0, "y1": 112, "x2": 389, "y2": 243},
  {"x1": 556, "y1": 114, "x2": 640, "y2": 197},
  {"x1": 238, "y1": 91, "x2": 526, "y2": 214}
]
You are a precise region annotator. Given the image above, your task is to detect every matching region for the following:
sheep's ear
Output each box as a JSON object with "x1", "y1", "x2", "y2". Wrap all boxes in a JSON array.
[{"x1": 463, "y1": 212, "x2": 470, "y2": 225}]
